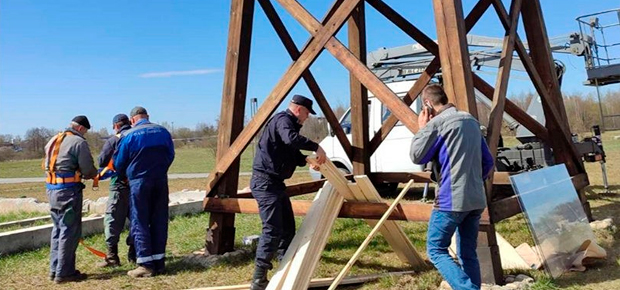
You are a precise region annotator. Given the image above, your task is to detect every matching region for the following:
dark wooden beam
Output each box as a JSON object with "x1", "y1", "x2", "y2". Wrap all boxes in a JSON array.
[
  {"x1": 365, "y1": 0, "x2": 491, "y2": 154},
  {"x1": 235, "y1": 176, "x2": 355, "y2": 198},
  {"x1": 493, "y1": 0, "x2": 584, "y2": 175},
  {"x1": 472, "y1": 74, "x2": 549, "y2": 142},
  {"x1": 257, "y1": 0, "x2": 353, "y2": 162},
  {"x1": 485, "y1": 0, "x2": 522, "y2": 206},
  {"x1": 206, "y1": 0, "x2": 255, "y2": 255},
  {"x1": 276, "y1": 0, "x2": 421, "y2": 135},
  {"x1": 432, "y1": 0, "x2": 478, "y2": 117},
  {"x1": 203, "y1": 0, "x2": 362, "y2": 197},
  {"x1": 369, "y1": 58, "x2": 438, "y2": 155},
  {"x1": 204, "y1": 197, "x2": 490, "y2": 223},
  {"x1": 371, "y1": 171, "x2": 513, "y2": 185},
  {"x1": 348, "y1": 2, "x2": 370, "y2": 175}
]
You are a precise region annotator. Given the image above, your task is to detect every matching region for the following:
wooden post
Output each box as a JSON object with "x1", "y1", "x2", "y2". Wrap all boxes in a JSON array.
[
  {"x1": 348, "y1": 2, "x2": 370, "y2": 175},
  {"x1": 257, "y1": 0, "x2": 354, "y2": 162},
  {"x1": 432, "y1": 0, "x2": 478, "y2": 118},
  {"x1": 206, "y1": 0, "x2": 255, "y2": 255},
  {"x1": 203, "y1": 0, "x2": 362, "y2": 196}
]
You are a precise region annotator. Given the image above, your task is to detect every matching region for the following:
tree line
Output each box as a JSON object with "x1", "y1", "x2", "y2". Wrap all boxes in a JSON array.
[{"x1": 0, "y1": 89, "x2": 618, "y2": 163}]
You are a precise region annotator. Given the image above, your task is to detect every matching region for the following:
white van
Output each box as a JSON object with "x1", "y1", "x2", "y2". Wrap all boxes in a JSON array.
[{"x1": 309, "y1": 80, "x2": 425, "y2": 181}]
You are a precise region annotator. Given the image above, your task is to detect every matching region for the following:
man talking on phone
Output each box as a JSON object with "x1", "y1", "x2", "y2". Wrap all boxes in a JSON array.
[{"x1": 410, "y1": 84, "x2": 494, "y2": 290}]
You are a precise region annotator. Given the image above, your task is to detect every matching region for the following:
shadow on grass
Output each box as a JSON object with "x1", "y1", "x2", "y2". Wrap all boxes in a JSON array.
[
  {"x1": 585, "y1": 185, "x2": 620, "y2": 200},
  {"x1": 162, "y1": 248, "x2": 255, "y2": 276},
  {"x1": 321, "y1": 255, "x2": 433, "y2": 274}
]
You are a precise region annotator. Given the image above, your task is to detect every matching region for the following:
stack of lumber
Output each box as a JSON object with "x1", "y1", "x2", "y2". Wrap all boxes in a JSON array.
[{"x1": 266, "y1": 157, "x2": 425, "y2": 289}]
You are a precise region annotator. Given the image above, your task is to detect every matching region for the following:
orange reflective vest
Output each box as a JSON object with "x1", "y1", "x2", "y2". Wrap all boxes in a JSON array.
[{"x1": 43, "y1": 131, "x2": 82, "y2": 185}]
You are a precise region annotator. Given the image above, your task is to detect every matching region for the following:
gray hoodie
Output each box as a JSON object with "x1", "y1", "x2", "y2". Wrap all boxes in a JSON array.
[{"x1": 410, "y1": 105, "x2": 494, "y2": 212}]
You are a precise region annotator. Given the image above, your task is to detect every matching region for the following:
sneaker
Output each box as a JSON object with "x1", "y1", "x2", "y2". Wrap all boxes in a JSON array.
[
  {"x1": 127, "y1": 266, "x2": 154, "y2": 278},
  {"x1": 96, "y1": 257, "x2": 121, "y2": 268},
  {"x1": 53, "y1": 270, "x2": 87, "y2": 284},
  {"x1": 49, "y1": 273, "x2": 55, "y2": 281}
]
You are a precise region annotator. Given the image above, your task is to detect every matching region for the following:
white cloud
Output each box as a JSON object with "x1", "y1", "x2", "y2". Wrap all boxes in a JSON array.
[{"x1": 139, "y1": 68, "x2": 221, "y2": 78}]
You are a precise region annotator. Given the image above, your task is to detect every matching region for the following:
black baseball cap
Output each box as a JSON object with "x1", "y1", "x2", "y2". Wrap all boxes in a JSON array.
[
  {"x1": 72, "y1": 115, "x2": 91, "y2": 129},
  {"x1": 291, "y1": 95, "x2": 316, "y2": 115}
]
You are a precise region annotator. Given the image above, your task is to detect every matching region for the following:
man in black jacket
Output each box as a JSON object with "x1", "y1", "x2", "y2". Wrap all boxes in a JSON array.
[
  {"x1": 250, "y1": 95, "x2": 326, "y2": 290},
  {"x1": 96, "y1": 114, "x2": 135, "y2": 267}
]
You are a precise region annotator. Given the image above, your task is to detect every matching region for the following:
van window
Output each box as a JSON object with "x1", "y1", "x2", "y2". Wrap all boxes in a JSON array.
[
  {"x1": 340, "y1": 110, "x2": 352, "y2": 134},
  {"x1": 381, "y1": 105, "x2": 404, "y2": 126}
]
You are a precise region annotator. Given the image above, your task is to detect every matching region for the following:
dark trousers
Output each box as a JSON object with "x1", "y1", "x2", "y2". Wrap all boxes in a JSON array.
[
  {"x1": 129, "y1": 177, "x2": 169, "y2": 270},
  {"x1": 47, "y1": 184, "x2": 83, "y2": 278},
  {"x1": 251, "y1": 174, "x2": 295, "y2": 270},
  {"x1": 104, "y1": 184, "x2": 132, "y2": 249}
]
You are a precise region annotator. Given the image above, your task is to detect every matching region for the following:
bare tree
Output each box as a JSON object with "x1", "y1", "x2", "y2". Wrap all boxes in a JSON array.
[{"x1": 23, "y1": 127, "x2": 55, "y2": 157}]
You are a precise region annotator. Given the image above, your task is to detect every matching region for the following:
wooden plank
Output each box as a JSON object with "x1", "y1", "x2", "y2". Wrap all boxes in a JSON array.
[
  {"x1": 267, "y1": 182, "x2": 344, "y2": 290},
  {"x1": 432, "y1": 0, "x2": 478, "y2": 117},
  {"x1": 354, "y1": 176, "x2": 426, "y2": 268},
  {"x1": 348, "y1": 1, "x2": 370, "y2": 175},
  {"x1": 203, "y1": 0, "x2": 362, "y2": 197},
  {"x1": 278, "y1": 183, "x2": 345, "y2": 290},
  {"x1": 328, "y1": 180, "x2": 415, "y2": 290},
  {"x1": 257, "y1": 0, "x2": 353, "y2": 161},
  {"x1": 206, "y1": 0, "x2": 255, "y2": 254},
  {"x1": 276, "y1": 0, "x2": 421, "y2": 135},
  {"x1": 193, "y1": 270, "x2": 416, "y2": 290}
]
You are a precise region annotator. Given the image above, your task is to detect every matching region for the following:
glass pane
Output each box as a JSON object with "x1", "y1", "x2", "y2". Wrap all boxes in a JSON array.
[{"x1": 510, "y1": 164, "x2": 594, "y2": 279}]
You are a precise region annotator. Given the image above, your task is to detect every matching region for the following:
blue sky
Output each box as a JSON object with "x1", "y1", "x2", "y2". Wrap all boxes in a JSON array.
[{"x1": 1, "y1": 0, "x2": 618, "y2": 137}]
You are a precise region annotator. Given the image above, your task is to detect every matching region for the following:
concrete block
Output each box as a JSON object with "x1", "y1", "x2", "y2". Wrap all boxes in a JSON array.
[
  {"x1": 0, "y1": 216, "x2": 103, "y2": 255},
  {"x1": 0, "y1": 192, "x2": 206, "y2": 256}
]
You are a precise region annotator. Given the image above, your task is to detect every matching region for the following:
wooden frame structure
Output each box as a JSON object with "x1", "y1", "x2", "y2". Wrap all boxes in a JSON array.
[{"x1": 202, "y1": 0, "x2": 591, "y2": 284}]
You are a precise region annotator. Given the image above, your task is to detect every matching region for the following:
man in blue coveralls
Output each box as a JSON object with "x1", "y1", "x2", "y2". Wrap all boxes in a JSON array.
[
  {"x1": 44, "y1": 115, "x2": 98, "y2": 283},
  {"x1": 113, "y1": 106, "x2": 175, "y2": 278},
  {"x1": 249, "y1": 95, "x2": 327, "y2": 290}
]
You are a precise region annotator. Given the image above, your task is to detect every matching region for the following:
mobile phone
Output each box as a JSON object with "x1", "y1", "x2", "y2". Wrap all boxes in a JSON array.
[{"x1": 424, "y1": 101, "x2": 434, "y2": 112}]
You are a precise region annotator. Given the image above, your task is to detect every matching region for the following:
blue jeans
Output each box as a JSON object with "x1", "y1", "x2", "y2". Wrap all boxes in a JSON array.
[
  {"x1": 427, "y1": 209, "x2": 484, "y2": 290},
  {"x1": 48, "y1": 184, "x2": 83, "y2": 278}
]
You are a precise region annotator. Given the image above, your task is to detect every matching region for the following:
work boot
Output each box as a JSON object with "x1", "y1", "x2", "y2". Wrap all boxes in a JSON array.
[
  {"x1": 127, "y1": 245, "x2": 137, "y2": 264},
  {"x1": 127, "y1": 266, "x2": 154, "y2": 278},
  {"x1": 96, "y1": 245, "x2": 121, "y2": 268},
  {"x1": 250, "y1": 266, "x2": 269, "y2": 290},
  {"x1": 53, "y1": 270, "x2": 87, "y2": 284}
]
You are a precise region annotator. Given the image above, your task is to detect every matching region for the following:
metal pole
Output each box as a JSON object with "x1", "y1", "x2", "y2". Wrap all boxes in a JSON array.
[{"x1": 594, "y1": 79, "x2": 606, "y2": 132}]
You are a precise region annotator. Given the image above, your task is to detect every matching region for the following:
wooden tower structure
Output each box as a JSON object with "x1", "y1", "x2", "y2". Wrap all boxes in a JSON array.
[{"x1": 201, "y1": 0, "x2": 591, "y2": 284}]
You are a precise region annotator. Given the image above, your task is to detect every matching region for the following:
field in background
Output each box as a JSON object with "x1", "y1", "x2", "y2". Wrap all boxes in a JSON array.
[{"x1": 0, "y1": 131, "x2": 618, "y2": 289}]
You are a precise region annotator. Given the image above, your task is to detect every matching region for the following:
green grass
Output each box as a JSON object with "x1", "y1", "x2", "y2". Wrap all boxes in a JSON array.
[
  {"x1": 0, "y1": 211, "x2": 48, "y2": 224},
  {"x1": 1, "y1": 132, "x2": 619, "y2": 289},
  {"x1": 0, "y1": 146, "x2": 257, "y2": 178}
]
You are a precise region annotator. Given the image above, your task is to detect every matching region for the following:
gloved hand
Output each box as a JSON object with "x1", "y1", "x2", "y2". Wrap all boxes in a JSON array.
[{"x1": 97, "y1": 168, "x2": 117, "y2": 180}]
